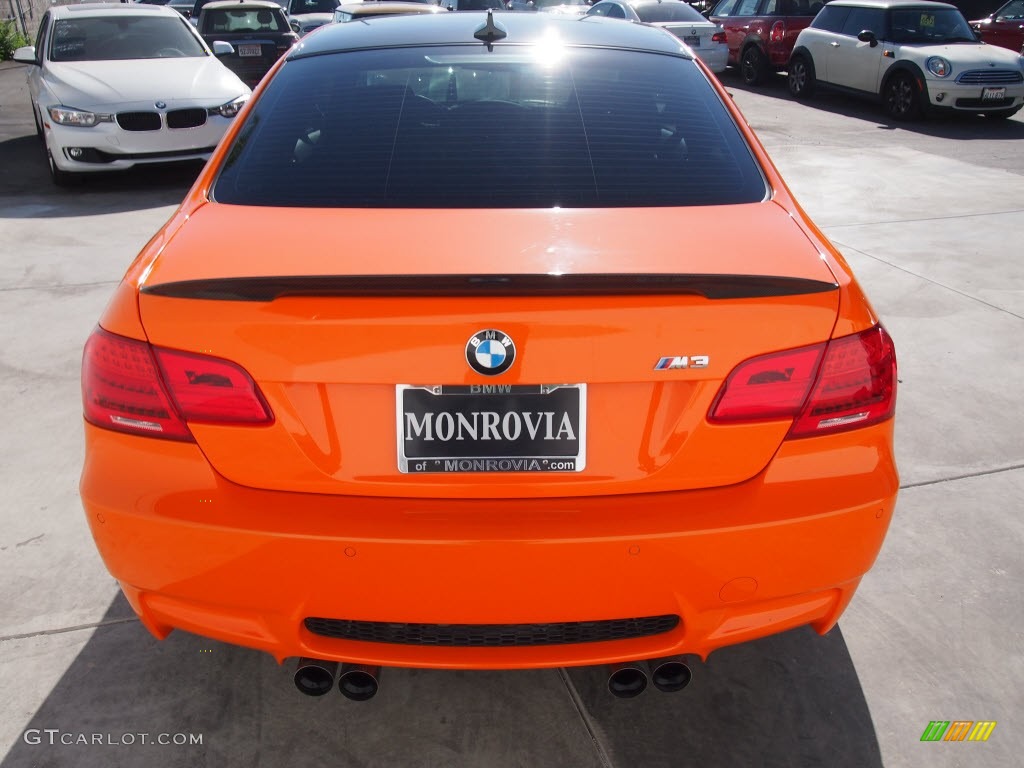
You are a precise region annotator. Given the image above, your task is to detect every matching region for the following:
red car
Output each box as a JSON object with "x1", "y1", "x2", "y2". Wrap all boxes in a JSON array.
[
  {"x1": 970, "y1": 0, "x2": 1024, "y2": 51},
  {"x1": 710, "y1": 0, "x2": 826, "y2": 84}
]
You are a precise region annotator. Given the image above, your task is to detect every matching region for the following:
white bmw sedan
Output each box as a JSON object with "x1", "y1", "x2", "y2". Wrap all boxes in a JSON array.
[{"x1": 14, "y1": 3, "x2": 251, "y2": 185}]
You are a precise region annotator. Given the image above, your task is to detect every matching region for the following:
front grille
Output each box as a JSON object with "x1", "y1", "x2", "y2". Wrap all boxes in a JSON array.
[
  {"x1": 955, "y1": 69, "x2": 1024, "y2": 85},
  {"x1": 116, "y1": 111, "x2": 161, "y2": 131},
  {"x1": 167, "y1": 108, "x2": 207, "y2": 129},
  {"x1": 955, "y1": 97, "x2": 1016, "y2": 108},
  {"x1": 304, "y1": 615, "x2": 681, "y2": 647}
]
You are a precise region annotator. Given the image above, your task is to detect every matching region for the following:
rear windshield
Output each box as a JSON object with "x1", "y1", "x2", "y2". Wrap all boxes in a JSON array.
[
  {"x1": 635, "y1": 3, "x2": 707, "y2": 22},
  {"x1": 213, "y1": 45, "x2": 767, "y2": 208},
  {"x1": 290, "y1": 0, "x2": 340, "y2": 12},
  {"x1": 50, "y1": 16, "x2": 206, "y2": 61},
  {"x1": 201, "y1": 8, "x2": 288, "y2": 33}
]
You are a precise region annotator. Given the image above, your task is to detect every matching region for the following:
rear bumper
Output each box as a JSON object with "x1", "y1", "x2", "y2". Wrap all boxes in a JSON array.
[
  {"x1": 80, "y1": 421, "x2": 898, "y2": 668},
  {"x1": 697, "y1": 47, "x2": 729, "y2": 74}
]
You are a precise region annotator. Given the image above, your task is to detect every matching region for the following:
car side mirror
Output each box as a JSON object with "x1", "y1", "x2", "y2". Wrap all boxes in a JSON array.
[
  {"x1": 212, "y1": 41, "x2": 235, "y2": 56},
  {"x1": 857, "y1": 29, "x2": 878, "y2": 47},
  {"x1": 12, "y1": 46, "x2": 37, "y2": 65}
]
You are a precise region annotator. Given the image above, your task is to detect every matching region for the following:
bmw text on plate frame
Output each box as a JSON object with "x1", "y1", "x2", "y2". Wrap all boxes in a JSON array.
[{"x1": 397, "y1": 329, "x2": 587, "y2": 474}]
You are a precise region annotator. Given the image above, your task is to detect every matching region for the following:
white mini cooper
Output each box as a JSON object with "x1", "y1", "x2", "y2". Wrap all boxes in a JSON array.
[{"x1": 788, "y1": 0, "x2": 1024, "y2": 119}]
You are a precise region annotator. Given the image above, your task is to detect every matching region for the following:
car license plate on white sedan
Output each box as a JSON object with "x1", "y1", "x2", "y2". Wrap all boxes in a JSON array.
[
  {"x1": 684, "y1": 36, "x2": 701, "y2": 47},
  {"x1": 238, "y1": 44, "x2": 262, "y2": 57},
  {"x1": 982, "y1": 87, "x2": 1006, "y2": 101},
  {"x1": 397, "y1": 384, "x2": 586, "y2": 473}
]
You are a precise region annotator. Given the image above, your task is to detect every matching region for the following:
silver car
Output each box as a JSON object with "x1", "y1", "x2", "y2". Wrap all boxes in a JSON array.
[{"x1": 586, "y1": 0, "x2": 729, "y2": 73}]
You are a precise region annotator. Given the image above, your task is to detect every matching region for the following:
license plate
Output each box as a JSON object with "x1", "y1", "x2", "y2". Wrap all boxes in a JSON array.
[
  {"x1": 684, "y1": 36, "x2": 701, "y2": 47},
  {"x1": 397, "y1": 384, "x2": 586, "y2": 473},
  {"x1": 982, "y1": 87, "x2": 1006, "y2": 101},
  {"x1": 238, "y1": 44, "x2": 262, "y2": 57}
]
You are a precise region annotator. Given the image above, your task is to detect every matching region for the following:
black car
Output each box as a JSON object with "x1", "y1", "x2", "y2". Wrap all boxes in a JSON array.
[{"x1": 197, "y1": 0, "x2": 298, "y2": 86}]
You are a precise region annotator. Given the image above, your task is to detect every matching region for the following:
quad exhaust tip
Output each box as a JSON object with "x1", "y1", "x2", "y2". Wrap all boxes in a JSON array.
[
  {"x1": 297, "y1": 657, "x2": 684, "y2": 700},
  {"x1": 607, "y1": 663, "x2": 649, "y2": 699},
  {"x1": 294, "y1": 659, "x2": 382, "y2": 701},
  {"x1": 294, "y1": 658, "x2": 338, "y2": 697},
  {"x1": 607, "y1": 658, "x2": 692, "y2": 698},
  {"x1": 650, "y1": 658, "x2": 692, "y2": 693},
  {"x1": 338, "y1": 664, "x2": 381, "y2": 702}
]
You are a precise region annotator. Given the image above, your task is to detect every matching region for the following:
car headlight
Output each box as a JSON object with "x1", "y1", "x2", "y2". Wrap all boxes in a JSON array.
[
  {"x1": 47, "y1": 105, "x2": 112, "y2": 127},
  {"x1": 211, "y1": 95, "x2": 248, "y2": 118},
  {"x1": 926, "y1": 56, "x2": 952, "y2": 78}
]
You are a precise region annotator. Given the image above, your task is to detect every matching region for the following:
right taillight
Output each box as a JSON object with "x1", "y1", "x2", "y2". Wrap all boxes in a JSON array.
[
  {"x1": 709, "y1": 325, "x2": 896, "y2": 438},
  {"x1": 82, "y1": 327, "x2": 273, "y2": 441},
  {"x1": 769, "y1": 20, "x2": 786, "y2": 44},
  {"x1": 788, "y1": 325, "x2": 896, "y2": 438}
]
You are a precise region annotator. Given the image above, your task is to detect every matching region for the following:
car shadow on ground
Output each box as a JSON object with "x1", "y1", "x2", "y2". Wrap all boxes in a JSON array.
[
  {"x1": 0, "y1": 134, "x2": 201, "y2": 216},
  {"x1": 720, "y1": 69, "x2": 1024, "y2": 139},
  {"x1": 4, "y1": 594, "x2": 884, "y2": 768}
]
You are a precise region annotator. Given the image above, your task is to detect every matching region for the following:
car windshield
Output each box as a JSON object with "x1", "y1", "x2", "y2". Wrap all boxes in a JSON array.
[
  {"x1": 535, "y1": 0, "x2": 589, "y2": 7},
  {"x1": 290, "y1": 0, "x2": 340, "y2": 13},
  {"x1": 214, "y1": 45, "x2": 767, "y2": 208},
  {"x1": 995, "y1": 0, "x2": 1024, "y2": 19},
  {"x1": 49, "y1": 16, "x2": 207, "y2": 61},
  {"x1": 634, "y1": 3, "x2": 707, "y2": 22},
  {"x1": 453, "y1": 0, "x2": 506, "y2": 8},
  {"x1": 202, "y1": 8, "x2": 288, "y2": 33},
  {"x1": 888, "y1": 8, "x2": 976, "y2": 42}
]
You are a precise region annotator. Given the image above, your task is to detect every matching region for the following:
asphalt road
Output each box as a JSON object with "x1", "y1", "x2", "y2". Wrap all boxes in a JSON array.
[{"x1": 0, "y1": 58, "x2": 1022, "y2": 768}]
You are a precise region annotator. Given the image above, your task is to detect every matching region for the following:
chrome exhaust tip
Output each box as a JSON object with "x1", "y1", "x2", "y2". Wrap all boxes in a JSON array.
[
  {"x1": 293, "y1": 658, "x2": 338, "y2": 697},
  {"x1": 650, "y1": 658, "x2": 692, "y2": 693},
  {"x1": 607, "y1": 662, "x2": 648, "y2": 698},
  {"x1": 338, "y1": 664, "x2": 381, "y2": 701}
]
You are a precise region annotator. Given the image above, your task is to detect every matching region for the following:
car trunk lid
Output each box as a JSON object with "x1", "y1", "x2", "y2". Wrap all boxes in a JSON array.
[{"x1": 137, "y1": 202, "x2": 840, "y2": 498}]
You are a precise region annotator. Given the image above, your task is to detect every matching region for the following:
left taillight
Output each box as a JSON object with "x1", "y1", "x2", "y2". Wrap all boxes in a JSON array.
[
  {"x1": 712, "y1": 31, "x2": 727, "y2": 44},
  {"x1": 769, "y1": 20, "x2": 786, "y2": 44},
  {"x1": 82, "y1": 328, "x2": 272, "y2": 441}
]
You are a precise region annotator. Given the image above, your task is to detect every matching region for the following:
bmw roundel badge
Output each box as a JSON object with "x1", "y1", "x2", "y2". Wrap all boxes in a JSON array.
[{"x1": 466, "y1": 329, "x2": 515, "y2": 376}]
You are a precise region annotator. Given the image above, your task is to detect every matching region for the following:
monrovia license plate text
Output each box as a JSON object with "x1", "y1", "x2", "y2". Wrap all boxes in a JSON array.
[{"x1": 397, "y1": 384, "x2": 586, "y2": 473}]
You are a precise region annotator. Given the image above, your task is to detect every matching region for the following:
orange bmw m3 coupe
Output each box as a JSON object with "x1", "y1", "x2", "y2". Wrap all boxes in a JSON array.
[{"x1": 80, "y1": 11, "x2": 898, "y2": 700}]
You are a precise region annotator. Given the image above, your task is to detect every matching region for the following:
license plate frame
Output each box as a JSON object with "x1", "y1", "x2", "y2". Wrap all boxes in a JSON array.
[
  {"x1": 396, "y1": 384, "x2": 587, "y2": 473},
  {"x1": 981, "y1": 87, "x2": 1006, "y2": 101},
  {"x1": 238, "y1": 44, "x2": 262, "y2": 57},
  {"x1": 684, "y1": 35, "x2": 701, "y2": 47}
]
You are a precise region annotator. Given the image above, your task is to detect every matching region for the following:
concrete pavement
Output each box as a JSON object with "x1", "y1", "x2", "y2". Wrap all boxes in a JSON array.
[{"x1": 0, "y1": 61, "x2": 1021, "y2": 767}]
